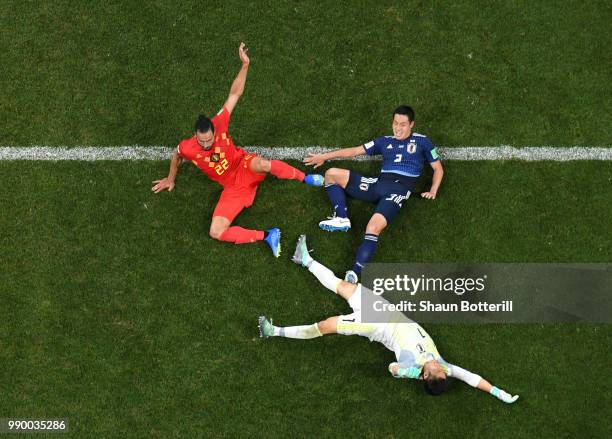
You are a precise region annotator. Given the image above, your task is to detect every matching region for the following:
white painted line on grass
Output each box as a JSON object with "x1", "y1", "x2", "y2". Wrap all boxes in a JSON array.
[{"x1": 0, "y1": 146, "x2": 611, "y2": 161}]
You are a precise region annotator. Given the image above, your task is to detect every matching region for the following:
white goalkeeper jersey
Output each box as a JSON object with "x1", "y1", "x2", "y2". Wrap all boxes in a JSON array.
[{"x1": 337, "y1": 285, "x2": 482, "y2": 387}]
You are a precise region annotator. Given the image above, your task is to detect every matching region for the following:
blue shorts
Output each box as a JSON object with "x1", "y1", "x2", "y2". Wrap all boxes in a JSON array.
[{"x1": 345, "y1": 172, "x2": 417, "y2": 223}]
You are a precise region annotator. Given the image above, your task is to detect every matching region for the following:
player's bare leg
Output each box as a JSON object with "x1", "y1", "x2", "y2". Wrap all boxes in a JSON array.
[
  {"x1": 320, "y1": 168, "x2": 351, "y2": 231},
  {"x1": 316, "y1": 316, "x2": 339, "y2": 334},
  {"x1": 249, "y1": 156, "x2": 271, "y2": 173},
  {"x1": 336, "y1": 280, "x2": 359, "y2": 301},
  {"x1": 365, "y1": 212, "x2": 387, "y2": 235},
  {"x1": 346, "y1": 213, "x2": 387, "y2": 283},
  {"x1": 209, "y1": 216, "x2": 233, "y2": 240},
  {"x1": 324, "y1": 167, "x2": 350, "y2": 188},
  {"x1": 249, "y1": 156, "x2": 323, "y2": 186}
]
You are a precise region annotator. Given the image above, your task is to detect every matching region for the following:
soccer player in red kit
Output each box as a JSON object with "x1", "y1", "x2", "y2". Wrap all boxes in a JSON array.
[{"x1": 152, "y1": 43, "x2": 323, "y2": 257}]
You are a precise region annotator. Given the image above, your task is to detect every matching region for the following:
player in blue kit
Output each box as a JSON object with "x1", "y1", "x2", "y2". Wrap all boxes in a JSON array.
[{"x1": 304, "y1": 106, "x2": 444, "y2": 283}]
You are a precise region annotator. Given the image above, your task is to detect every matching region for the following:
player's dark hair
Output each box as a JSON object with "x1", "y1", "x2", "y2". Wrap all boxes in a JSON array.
[
  {"x1": 393, "y1": 105, "x2": 415, "y2": 122},
  {"x1": 423, "y1": 377, "x2": 448, "y2": 396},
  {"x1": 195, "y1": 115, "x2": 214, "y2": 133}
]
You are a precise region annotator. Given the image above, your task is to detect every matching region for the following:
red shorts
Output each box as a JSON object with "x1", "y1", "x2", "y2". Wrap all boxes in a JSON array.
[{"x1": 212, "y1": 154, "x2": 267, "y2": 222}]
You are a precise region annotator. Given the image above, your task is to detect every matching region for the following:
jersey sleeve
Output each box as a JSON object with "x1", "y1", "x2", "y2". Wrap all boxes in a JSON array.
[
  {"x1": 447, "y1": 363, "x2": 482, "y2": 387},
  {"x1": 177, "y1": 141, "x2": 195, "y2": 161},
  {"x1": 422, "y1": 137, "x2": 440, "y2": 163},
  {"x1": 212, "y1": 106, "x2": 231, "y2": 133},
  {"x1": 363, "y1": 136, "x2": 384, "y2": 156}
]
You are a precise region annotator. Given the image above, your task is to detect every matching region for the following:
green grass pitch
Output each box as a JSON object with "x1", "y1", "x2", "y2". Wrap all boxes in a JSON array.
[{"x1": 1, "y1": 1, "x2": 611, "y2": 438}]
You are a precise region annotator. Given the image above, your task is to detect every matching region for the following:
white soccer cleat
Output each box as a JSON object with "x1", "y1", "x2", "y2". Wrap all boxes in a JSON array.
[
  {"x1": 344, "y1": 270, "x2": 358, "y2": 284},
  {"x1": 292, "y1": 235, "x2": 313, "y2": 267},
  {"x1": 319, "y1": 215, "x2": 351, "y2": 232}
]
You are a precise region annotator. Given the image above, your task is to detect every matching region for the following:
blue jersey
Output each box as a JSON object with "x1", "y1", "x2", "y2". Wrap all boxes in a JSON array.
[{"x1": 363, "y1": 133, "x2": 440, "y2": 177}]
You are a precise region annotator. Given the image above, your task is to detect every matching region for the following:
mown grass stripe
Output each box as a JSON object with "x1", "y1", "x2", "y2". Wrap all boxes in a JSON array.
[{"x1": 0, "y1": 146, "x2": 611, "y2": 161}]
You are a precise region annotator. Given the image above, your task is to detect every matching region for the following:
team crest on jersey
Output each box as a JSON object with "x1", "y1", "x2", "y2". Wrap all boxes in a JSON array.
[
  {"x1": 211, "y1": 153, "x2": 220, "y2": 162},
  {"x1": 407, "y1": 142, "x2": 417, "y2": 154}
]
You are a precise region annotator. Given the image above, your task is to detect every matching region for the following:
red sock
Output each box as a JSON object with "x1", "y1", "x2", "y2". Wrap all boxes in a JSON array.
[
  {"x1": 219, "y1": 227, "x2": 265, "y2": 244},
  {"x1": 270, "y1": 160, "x2": 305, "y2": 181}
]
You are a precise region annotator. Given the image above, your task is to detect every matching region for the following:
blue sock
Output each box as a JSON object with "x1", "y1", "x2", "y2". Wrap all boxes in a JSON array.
[
  {"x1": 325, "y1": 184, "x2": 348, "y2": 218},
  {"x1": 352, "y1": 233, "x2": 379, "y2": 274}
]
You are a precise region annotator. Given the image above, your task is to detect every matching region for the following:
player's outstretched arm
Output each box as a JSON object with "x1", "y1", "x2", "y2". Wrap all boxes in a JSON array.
[
  {"x1": 390, "y1": 362, "x2": 519, "y2": 403},
  {"x1": 421, "y1": 160, "x2": 443, "y2": 200},
  {"x1": 223, "y1": 42, "x2": 250, "y2": 115},
  {"x1": 304, "y1": 145, "x2": 366, "y2": 169},
  {"x1": 152, "y1": 150, "x2": 182, "y2": 193}
]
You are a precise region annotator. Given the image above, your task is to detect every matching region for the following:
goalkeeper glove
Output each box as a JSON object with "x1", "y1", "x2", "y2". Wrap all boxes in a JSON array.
[
  {"x1": 490, "y1": 386, "x2": 519, "y2": 404},
  {"x1": 389, "y1": 362, "x2": 422, "y2": 379}
]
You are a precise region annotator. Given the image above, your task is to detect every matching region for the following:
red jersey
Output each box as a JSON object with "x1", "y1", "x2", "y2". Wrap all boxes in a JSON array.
[{"x1": 176, "y1": 106, "x2": 246, "y2": 186}]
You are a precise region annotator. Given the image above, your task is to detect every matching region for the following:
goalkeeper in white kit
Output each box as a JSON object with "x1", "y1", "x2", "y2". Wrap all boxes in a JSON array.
[{"x1": 258, "y1": 236, "x2": 519, "y2": 403}]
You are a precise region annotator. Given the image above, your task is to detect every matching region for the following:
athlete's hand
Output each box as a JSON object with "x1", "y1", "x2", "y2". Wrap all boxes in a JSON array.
[
  {"x1": 152, "y1": 177, "x2": 175, "y2": 193},
  {"x1": 239, "y1": 42, "x2": 250, "y2": 66},
  {"x1": 499, "y1": 392, "x2": 519, "y2": 404},
  {"x1": 491, "y1": 387, "x2": 519, "y2": 404},
  {"x1": 388, "y1": 363, "x2": 422, "y2": 379},
  {"x1": 421, "y1": 191, "x2": 437, "y2": 200},
  {"x1": 304, "y1": 153, "x2": 326, "y2": 169}
]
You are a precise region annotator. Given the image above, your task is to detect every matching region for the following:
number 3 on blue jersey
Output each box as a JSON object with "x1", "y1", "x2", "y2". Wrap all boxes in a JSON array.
[{"x1": 394, "y1": 154, "x2": 402, "y2": 162}]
